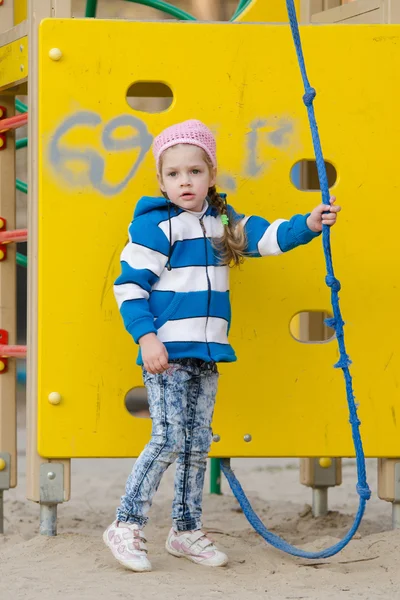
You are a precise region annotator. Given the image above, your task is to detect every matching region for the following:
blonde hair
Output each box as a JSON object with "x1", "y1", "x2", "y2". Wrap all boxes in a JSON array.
[{"x1": 159, "y1": 148, "x2": 247, "y2": 267}]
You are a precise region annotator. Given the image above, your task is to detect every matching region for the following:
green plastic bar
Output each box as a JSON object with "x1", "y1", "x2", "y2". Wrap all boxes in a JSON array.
[
  {"x1": 86, "y1": 0, "x2": 252, "y2": 23},
  {"x1": 16, "y1": 138, "x2": 27, "y2": 150},
  {"x1": 85, "y1": 0, "x2": 98, "y2": 17},
  {"x1": 17, "y1": 253, "x2": 27, "y2": 268},
  {"x1": 232, "y1": 0, "x2": 253, "y2": 20},
  {"x1": 15, "y1": 99, "x2": 28, "y2": 113},
  {"x1": 123, "y1": 0, "x2": 196, "y2": 21},
  {"x1": 210, "y1": 458, "x2": 222, "y2": 495},
  {"x1": 16, "y1": 179, "x2": 27, "y2": 194}
]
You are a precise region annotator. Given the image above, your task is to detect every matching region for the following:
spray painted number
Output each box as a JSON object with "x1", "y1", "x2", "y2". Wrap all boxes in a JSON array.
[{"x1": 49, "y1": 111, "x2": 153, "y2": 197}]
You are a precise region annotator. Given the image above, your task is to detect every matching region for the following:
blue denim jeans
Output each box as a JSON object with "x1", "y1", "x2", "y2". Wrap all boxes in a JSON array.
[{"x1": 116, "y1": 359, "x2": 219, "y2": 532}]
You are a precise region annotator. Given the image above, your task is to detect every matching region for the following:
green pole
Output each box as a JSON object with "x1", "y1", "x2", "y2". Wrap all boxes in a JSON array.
[
  {"x1": 210, "y1": 458, "x2": 221, "y2": 494},
  {"x1": 16, "y1": 138, "x2": 27, "y2": 150},
  {"x1": 16, "y1": 179, "x2": 27, "y2": 194},
  {"x1": 15, "y1": 99, "x2": 27, "y2": 113},
  {"x1": 85, "y1": 0, "x2": 98, "y2": 17},
  {"x1": 17, "y1": 253, "x2": 27, "y2": 268}
]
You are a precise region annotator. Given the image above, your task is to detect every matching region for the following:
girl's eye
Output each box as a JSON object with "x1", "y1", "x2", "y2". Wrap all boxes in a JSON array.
[
  {"x1": 192, "y1": 169, "x2": 200, "y2": 175},
  {"x1": 167, "y1": 172, "x2": 177, "y2": 177}
]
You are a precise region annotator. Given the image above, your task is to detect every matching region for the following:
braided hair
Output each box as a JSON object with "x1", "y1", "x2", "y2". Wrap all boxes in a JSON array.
[{"x1": 207, "y1": 185, "x2": 246, "y2": 266}]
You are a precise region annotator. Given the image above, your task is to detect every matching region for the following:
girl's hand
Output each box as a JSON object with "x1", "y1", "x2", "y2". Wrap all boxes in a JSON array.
[
  {"x1": 307, "y1": 196, "x2": 341, "y2": 233},
  {"x1": 139, "y1": 333, "x2": 170, "y2": 374}
]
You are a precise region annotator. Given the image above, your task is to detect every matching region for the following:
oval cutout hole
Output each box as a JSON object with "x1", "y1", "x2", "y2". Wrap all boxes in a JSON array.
[
  {"x1": 125, "y1": 386, "x2": 150, "y2": 418},
  {"x1": 290, "y1": 311, "x2": 335, "y2": 343},
  {"x1": 126, "y1": 81, "x2": 173, "y2": 114},
  {"x1": 291, "y1": 160, "x2": 337, "y2": 190}
]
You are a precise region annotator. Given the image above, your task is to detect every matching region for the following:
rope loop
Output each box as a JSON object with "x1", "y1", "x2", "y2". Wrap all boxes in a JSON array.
[{"x1": 221, "y1": 0, "x2": 371, "y2": 561}]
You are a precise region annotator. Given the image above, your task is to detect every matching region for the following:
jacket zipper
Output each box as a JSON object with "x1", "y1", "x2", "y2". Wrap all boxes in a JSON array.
[{"x1": 199, "y1": 217, "x2": 212, "y2": 359}]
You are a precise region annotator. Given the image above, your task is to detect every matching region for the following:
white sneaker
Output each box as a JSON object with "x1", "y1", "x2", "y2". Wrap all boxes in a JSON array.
[
  {"x1": 103, "y1": 520, "x2": 152, "y2": 572},
  {"x1": 165, "y1": 528, "x2": 228, "y2": 567}
]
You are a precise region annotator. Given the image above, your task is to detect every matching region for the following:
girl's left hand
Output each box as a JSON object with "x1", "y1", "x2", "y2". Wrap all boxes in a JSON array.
[{"x1": 306, "y1": 196, "x2": 341, "y2": 233}]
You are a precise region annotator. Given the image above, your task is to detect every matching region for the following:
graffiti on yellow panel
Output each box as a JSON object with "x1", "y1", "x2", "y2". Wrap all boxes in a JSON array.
[{"x1": 48, "y1": 112, "x2": 297, "y2": 196}]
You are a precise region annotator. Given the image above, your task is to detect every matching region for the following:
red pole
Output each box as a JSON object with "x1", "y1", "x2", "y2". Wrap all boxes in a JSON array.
[
  {"x1": 0, "y1": 113, "x2": 28, "y2": 133},
  {"x1": 0, "y1": 228, "x2": 28, "y2": 243},
  {"x1": 0, "y1": 345, "x2": 27, "y2": 358}
]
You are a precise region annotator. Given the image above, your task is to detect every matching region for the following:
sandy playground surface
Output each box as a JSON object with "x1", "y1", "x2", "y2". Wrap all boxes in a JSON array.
[{"x1": 1, "y1": 411, "x2": 400, "y2": 600}]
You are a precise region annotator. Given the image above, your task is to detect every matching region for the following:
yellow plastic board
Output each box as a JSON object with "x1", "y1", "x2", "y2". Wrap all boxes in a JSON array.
[
  {"x1": 0, "y1": 36, "x2": 28, "y2": 91},
  {"x1": 38, "y1": 19, "x2": 400, "y2": 458}
]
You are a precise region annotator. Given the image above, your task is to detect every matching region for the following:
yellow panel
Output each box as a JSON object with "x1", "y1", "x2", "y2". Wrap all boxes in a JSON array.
[
  {"x1": 14, "y1": 0, "x2": 27, "y2": 25},
  {"x1": 0, "y1": 36, "x2": 28, "y2": 91},
  {"x1": 38, "y1": 19, "x2": 400, "y2": 459},
  {"x1": 236, "y1": 0, "x2": 301, "y2": 22}
]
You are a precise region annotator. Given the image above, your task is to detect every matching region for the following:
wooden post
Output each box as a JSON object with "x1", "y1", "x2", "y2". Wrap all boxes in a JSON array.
[
  {"x1": 0, "y1": 97, "x2": 17, "y2": 528},
  {"x1": 26, "y1": 0, "x2": 71, "y2": 516},
  {"x1": 0, "y1": 0, "x2": 14, "y2": 32}
]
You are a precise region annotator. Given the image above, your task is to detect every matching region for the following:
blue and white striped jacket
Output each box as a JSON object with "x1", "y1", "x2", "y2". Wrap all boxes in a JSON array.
[{"x1": 114, "y1": 195, "x2": 320, "y2": 364}]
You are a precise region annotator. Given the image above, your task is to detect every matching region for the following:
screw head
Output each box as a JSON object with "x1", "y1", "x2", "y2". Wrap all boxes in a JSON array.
[
  {"x1": 48, "y1": 392, "x2": 62, "y2": 405},
  {"x1": 319, "y1": 457, "x2": 332, "y2": 469},
  {"x1": 244, "y1": 434, "x2": 252, "y2": 442},
  {"x1": 212, "y1": 434, "x2": 220, "y2": 442},
  {"x1": 0, "y1": 360, "x2": 6, "y2": 372},
  {"x1": 47, "y1": 471, "x2": 56, "y2": 480},
  {"x1": 49, "y1": 48, "x2": 63, "y2": 61},
  {"x1": 0, "y1": 458, "x2": 6, "y2": 471}
]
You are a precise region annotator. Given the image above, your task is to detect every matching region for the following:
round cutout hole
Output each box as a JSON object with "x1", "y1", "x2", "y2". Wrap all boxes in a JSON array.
[
  {"x1": 126, "y1": 81, "x2": 173, "y2": 114},
  {"x1": 290, "y1": 311, "x2": 335, "y2": 343},
  {"x1": 290, "y1": 160, "x2": 337, "y2": 190},
  {"x1": 125, "y1": 386, "x2": 150, "y2": 418}
]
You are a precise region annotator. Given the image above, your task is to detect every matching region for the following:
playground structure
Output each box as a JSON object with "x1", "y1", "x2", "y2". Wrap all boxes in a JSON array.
[{"x1": 1, "y1": 0, "x2": 400, "y2": 541}]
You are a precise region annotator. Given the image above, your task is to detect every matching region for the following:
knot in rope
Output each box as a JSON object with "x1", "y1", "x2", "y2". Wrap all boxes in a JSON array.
[
  {"x1": 356, "y1": 483, "x2": 372, "y2": 501},
  {"x1": 325, "y1": 275, "x2": 341, "y2": 292},
  {"x1": 303, "y1": 87, "x2": 316, "y2": 106}
]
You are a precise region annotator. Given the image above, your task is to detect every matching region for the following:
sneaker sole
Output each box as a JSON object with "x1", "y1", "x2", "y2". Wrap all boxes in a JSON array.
[
  {"x1": 103, "y1": 531, "x2": 152, "y2": 572},
  {"x1": 165, "y1": 542, "x2": 228, "y2": 567}
]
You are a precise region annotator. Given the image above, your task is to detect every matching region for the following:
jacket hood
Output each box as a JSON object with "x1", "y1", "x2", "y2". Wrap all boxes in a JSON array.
[{"x1": 134, "y1": 196, "x2": 168, "y2": 218}]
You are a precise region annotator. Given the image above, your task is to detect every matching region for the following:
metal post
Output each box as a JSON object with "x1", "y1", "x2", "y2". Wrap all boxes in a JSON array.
[
  {"x1": 39, "y1": 503, "x2": 57, "y2": 536},
  {"x1": 312, "y1": 487, "x2": 328, "y2": 517},
  {"x1": 210, "y1": 458, "x2": 221, "y2": 494},
  {"x1": 0, "y1": 490, "x2": 3, "y2": 534},
  {"x1": 393, "y1": 502, "x2": 400, "y2": 529}
]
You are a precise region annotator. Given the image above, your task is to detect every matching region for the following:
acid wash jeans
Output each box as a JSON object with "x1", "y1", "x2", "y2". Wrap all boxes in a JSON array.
[{"x1": 116, "y1": 358, "x2": 219, "y2": 532}]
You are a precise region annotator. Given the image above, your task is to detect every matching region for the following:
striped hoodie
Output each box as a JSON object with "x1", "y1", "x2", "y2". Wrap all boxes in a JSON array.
[{"x1": 114, "y1": 195, "x2": 320, "y2": 364}]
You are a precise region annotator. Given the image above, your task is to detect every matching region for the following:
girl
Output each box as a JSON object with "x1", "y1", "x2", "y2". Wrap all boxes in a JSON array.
[{"x1": 104, "y1": 120, "x2": 340, "y2": 572}]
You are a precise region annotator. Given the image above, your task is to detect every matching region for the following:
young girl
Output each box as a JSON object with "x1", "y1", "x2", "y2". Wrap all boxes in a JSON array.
[{"x1": 104, "y1": 119, "x2": 340, "y2": 572}]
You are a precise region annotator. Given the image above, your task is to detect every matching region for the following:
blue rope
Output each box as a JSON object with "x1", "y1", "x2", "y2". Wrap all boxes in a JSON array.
[{"x1": 221, "y1": 0, "x2": 371, "y2": 559}]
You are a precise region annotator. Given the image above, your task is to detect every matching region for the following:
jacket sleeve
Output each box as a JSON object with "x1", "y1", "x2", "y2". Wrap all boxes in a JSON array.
[
  {"x1": 113, "y1": 218, "x2": 169, "y2": 343},
  {"x1": 227, "y1": 205, "x2": 321, "y2": 257}
]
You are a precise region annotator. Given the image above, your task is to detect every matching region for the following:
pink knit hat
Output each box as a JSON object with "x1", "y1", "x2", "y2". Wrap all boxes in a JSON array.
[{"x1": 153, "y1": 119, "x2": 217, "y2": 170}]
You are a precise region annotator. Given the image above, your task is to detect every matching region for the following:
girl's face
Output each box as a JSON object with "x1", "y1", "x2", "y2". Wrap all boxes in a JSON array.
[{"x1": 158, "y1": 144, "x2": 216, "y2": 212}]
